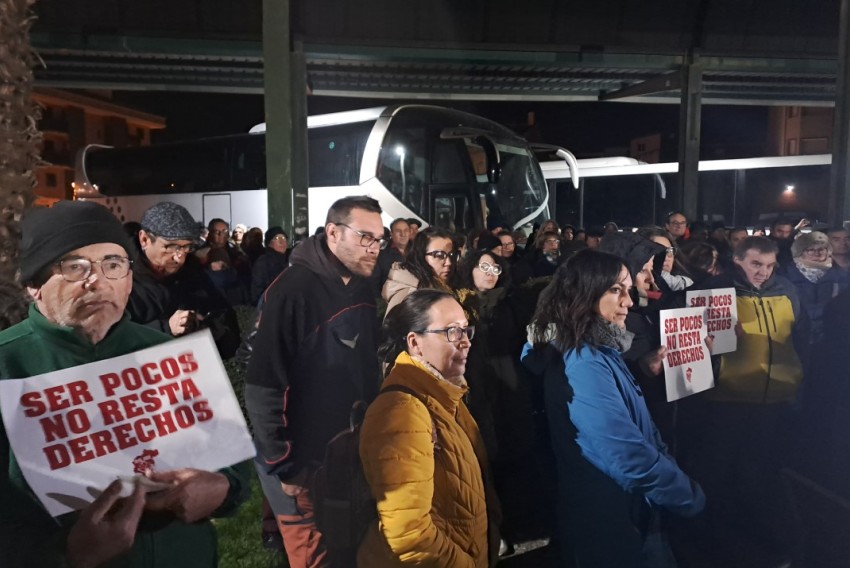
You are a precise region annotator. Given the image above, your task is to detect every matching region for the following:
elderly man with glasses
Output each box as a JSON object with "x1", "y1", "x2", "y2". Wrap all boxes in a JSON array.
[
  {"x1": 0, "y1": 201, "x2": 248, "y2": 568},
  {"x1": 128, "y1": 202, "x2": 241, "y2": 360},
  {"x1": 374, "y1": 218, "x2": 411, "y2": 294},
  {"x1": 665, "y1": 211, "x2": 689, "y2": 243}
]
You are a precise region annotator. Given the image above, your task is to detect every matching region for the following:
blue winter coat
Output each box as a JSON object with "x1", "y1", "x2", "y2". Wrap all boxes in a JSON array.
[{"x1": 522, "y1": 341, "x2": 704, "y2": 566}]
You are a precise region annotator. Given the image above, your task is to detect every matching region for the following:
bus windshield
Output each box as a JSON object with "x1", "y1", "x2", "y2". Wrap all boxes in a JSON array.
[
  {"x1": 375, "y1": 106, "x2": 548, "y2": 231},
  {"x1": 485, "y1": 143, "x2": 547, "y2": 229}
]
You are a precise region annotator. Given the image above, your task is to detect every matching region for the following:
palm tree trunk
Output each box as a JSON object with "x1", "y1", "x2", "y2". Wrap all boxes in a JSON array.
[{"x1": 0, "y1": 0, "x2": 41, "y2": 284}]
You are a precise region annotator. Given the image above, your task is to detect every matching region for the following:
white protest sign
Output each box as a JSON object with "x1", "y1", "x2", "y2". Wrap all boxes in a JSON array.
[
  {"x1": 0, "y1": 330, "x2": 254, "y2": 517},
  {"x1": 685, "y1": 287, "x2": 738, "y2": 355},
  {"x1": 660, "y1": 307, "x2": 714, "y2": 402}
]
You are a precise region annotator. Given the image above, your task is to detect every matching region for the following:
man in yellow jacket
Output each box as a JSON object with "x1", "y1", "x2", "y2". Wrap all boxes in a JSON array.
[{"x1": 688, "y1": 236, "x2": 805, "y2": 561}]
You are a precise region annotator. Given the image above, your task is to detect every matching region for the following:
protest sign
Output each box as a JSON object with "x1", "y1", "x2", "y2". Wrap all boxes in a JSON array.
[
  {"x1": 0, "y1": 330, "x2": 254, "y2": 517},
  {"x1": 660, "y1": 307, "x2": 714, "y2": 402},
  {"x1": 686, "y1": 287, "x2": 738, "y2": 355}
]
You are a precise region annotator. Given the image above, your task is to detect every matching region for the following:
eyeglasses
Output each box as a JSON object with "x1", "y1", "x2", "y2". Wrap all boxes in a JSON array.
[
  {"x1": 665, "y1": 247, "x2": 678, "y2": 256},
  {"x1": 500, "y1": 242, "x2": 516, "y2": 249},
  {"x1": 147, "y1": 232, "x2": 196, "y2": 254},
  {"x1": 544, "y1": 239, "x2": 560, "y2": 245},
  {"x1": 803, "y1": 247, "x2": 829, "y2": 255},
  {"x1": 162, "y1": 242, "x2": 196, "y2": 254},
  {"x1": 336, "y1": 223, "x2": 388, "y2": 250},
  {"x1": 271, "y1": 235, "x2": 288, "y2": 241},
  {"x1": 57, "y1": 256, "x2": 132, "y2": 282},
  {"x1": 477, "y1": 261, "x2": 502, "y2": 275},
  {"x1": 425, "y1": 250, "x2": 457, "y2": 263},
  {"x1": 668, "y1": 221, "x2": 687, "y2": 227},
  {"x1": 210, "y1": 229, "x2": 229, "y2": 236},
  {"x1": 413, "y1": 326, "x2": 475, "y2": 342}
]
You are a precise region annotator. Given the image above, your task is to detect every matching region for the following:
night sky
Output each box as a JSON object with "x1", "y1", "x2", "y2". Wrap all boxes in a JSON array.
[{"x1": 111, "y1": 91, "x2": 770, "y2": 159}]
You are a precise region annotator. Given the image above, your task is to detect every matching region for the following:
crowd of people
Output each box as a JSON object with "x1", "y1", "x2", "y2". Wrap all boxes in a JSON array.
[{"x1": 1, "y1": 196, "x2": 849, "y2": 567}]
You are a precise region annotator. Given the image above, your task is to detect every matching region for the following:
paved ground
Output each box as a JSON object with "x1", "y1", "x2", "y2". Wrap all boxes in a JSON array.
[{"x1": 490, "y1": 443, "x2": 802, "y2": 568}]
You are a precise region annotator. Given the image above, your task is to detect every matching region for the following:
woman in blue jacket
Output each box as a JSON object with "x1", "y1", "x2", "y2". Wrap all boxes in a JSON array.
[{"x1": 522, "y1": 249, "x2": 705, "y2": 567}]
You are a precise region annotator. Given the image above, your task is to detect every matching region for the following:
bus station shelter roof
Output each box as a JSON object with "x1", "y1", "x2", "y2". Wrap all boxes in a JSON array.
[{"x1": 30, "y1": 0, "x2": 843, "y2": 106}]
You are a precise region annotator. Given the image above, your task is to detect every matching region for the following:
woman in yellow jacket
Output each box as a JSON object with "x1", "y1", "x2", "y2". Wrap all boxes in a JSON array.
[{"x1": 358, "y1": 289, "x2": 500, "y2": 567}]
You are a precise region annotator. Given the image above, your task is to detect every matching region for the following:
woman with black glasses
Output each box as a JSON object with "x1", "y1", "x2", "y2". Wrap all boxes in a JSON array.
[
  {"x1": 382, "y1": 228, "x2": 458, "y2": 317},
  {"x1": 358, "y1": 289, "x2": 500, "y2": 567},
  {"x1": 455, "y1": 249, "x2": 535, "y2": 556}
]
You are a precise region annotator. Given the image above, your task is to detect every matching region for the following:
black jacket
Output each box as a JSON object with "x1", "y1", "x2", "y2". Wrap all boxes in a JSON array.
[
  {"x1": 463, "y1": 287, "x2": 535, "y2": 462},
  {"x1": 245, "y1": 235, "x2": 380, "y2": 480},
  {"x1": 250, "y1": 249, "x2": 290, "y2": 305},
  {"x1": 127, "y1": 253, "x2": 241, "y2": 359}
]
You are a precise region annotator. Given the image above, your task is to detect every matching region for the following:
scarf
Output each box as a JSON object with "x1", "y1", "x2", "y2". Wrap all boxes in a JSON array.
[
  {"x1": 588, "y1": 317, "x2": 635, "y2": 353},
  {"x1": 794, "y1": 259, "x2": 832, "y2": 284},
  {"x1": 410, "y1": 354, "x2": 467, "y2": 388},
  {"x1": 794, "y1": 259, "x2": 830, "y2": 283}
]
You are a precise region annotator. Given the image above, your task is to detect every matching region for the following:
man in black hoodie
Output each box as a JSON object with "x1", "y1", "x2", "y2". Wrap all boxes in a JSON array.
[{"x1": 246, "y1": 196, "x2": 385, "y2": 568}]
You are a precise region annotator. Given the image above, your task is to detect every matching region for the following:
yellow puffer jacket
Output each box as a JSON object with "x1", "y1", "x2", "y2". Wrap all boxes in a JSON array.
[{"x1": 357, "y1": 352, "x2": 499, "y2": 567}]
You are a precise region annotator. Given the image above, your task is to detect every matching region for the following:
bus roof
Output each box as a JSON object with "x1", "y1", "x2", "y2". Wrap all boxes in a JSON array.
[
  {"x1": 540, "y1": 153, "x2": 832, "y2": 180},
  {"x1": 250, "y1": 106, "x2": 388, "y2": 133}
]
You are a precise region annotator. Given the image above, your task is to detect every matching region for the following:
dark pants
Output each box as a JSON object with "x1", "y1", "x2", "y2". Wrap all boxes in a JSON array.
[{"x1": 689, "y1": 402, "x2": 793, "y2": 552}]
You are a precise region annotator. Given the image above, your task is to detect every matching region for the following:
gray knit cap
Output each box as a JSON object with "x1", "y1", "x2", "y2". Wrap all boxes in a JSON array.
[{"x1": 140, "y1": 202, "x2": 198, "y2": 241}]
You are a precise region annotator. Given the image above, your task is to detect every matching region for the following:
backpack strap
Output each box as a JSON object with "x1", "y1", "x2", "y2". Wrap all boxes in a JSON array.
[{"x1": 379, "y1": 384, "x2": 440, "y2": 449}]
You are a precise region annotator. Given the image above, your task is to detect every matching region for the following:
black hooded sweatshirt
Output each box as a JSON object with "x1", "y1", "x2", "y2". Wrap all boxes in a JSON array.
[{"x1": 245, "y1": 235, "x2": 380, "y2": 481}]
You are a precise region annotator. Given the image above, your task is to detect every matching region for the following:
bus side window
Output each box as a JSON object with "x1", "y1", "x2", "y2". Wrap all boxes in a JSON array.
[{"x1": 232, "y1": 137, "x2": 267, "y2": 189}]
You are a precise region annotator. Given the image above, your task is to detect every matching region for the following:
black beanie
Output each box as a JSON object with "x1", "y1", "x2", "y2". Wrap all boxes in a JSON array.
[
  {"x1": 19, "y1": 201, "x2": 133, "y2": 284},
  {"x1": 477, "y1": 234, "x2": 502, "y2": 252},
  {"x1": 264, "y1": 226, "x2": 287, "y2": 246}
]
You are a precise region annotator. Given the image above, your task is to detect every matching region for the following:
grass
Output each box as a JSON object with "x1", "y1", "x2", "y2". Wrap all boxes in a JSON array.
[
  {"x1": 215, "y1": 306, "x2": 289, "y2": 568},
  {"x1": 215, "y1": 477, "x2": 288, "y2": 568}
]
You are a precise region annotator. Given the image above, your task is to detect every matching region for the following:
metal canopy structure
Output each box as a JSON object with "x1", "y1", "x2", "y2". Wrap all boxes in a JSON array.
[
  {"x1": 30, "y1": 38, "x2": 839, "y2": 106},
  {"x1": 29, "y1": 0, "x2": 843, "y2": 106}
]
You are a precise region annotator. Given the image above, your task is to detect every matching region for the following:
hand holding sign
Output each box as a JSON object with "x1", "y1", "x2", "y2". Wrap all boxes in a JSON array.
[
  {"x1": 0, "y1": 331, "x2": 255, "y2": 517},
  {"x1": 639, "y1": 346, "x2": 668, "y2": 377},
  {"x1": 67, "y1": 479, "x2": 146, "y2": 568},
  {"x1": 659, "y1": 307, "x2": 714, "y2": 401},
  {"x1": 144, "y1": 468, "x2": 230, "y2": 523},
  {"x1": 685, "y1": 288, "x2": 738, "y2": 354}
]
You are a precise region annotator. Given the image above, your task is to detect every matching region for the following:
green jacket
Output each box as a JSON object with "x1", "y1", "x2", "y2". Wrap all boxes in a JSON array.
[{"x1": 0, "y1": 304, "x2": 250, "y2": 567}]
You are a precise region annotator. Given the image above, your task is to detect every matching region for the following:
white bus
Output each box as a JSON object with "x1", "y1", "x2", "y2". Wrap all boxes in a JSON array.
[
  {"x1": 540, "y1": 154, "x2": 832, "y2": 229},
  {"x1": 76, "y1": 105, "x2": 576, "y2": 235}
]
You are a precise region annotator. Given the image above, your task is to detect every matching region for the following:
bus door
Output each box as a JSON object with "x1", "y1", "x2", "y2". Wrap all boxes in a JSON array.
[
  {"x1": 427, "y1": 186, "x2": 481, "y2": 232},
  {"x1": 426, "y1": 135, "x2": 490, "y2": 232}
]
